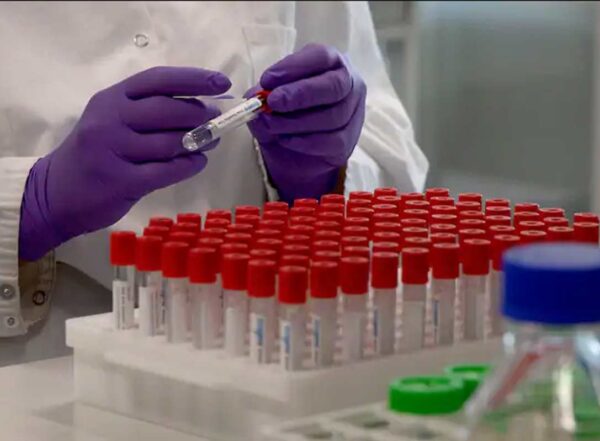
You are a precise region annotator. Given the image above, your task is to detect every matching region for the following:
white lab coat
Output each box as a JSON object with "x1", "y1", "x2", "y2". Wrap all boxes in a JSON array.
[{"x1": 0, "y1": 1, "x2": 427, "y2": 363}]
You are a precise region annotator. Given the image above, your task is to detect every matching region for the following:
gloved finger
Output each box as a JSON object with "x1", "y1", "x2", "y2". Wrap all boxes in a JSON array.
[
  {"x1": 120, "y1": 96, "x2": 220, "y2": 133},
  {"x1": 266, "y1": 66, "x2": 352, "y2": 113},
  {"x1": 260, "y1": 44, "x2": 343, "y2": 90},
  {"x1": 276, "y1": 101, "x2": 365, "y2": 163},
  {"x1": 259, "y1": 81, "x2": 363, "y2": 135},
  {"x1": 119, "y1": 131, "x2": 219, "y2": 162},
  {"x1": 124, "y1": 66, "x2": 231, "y2": 99},
  {"x1": 132, "y1": 153, "x2": 208, "y2": 195}
]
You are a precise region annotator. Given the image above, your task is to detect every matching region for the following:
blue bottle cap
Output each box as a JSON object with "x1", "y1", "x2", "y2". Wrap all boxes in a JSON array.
[{"x1": 503, "y1": 244, "x2": 600, "y2": 324}]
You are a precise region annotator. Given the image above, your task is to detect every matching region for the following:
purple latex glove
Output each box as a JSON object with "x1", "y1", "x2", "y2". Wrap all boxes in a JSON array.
[
  {"x1": 246, "y1": 44, "x2": 367, "y2": 203},
  {"x1": 20, "y1": 66, "x2": 231, "y2": 261}
]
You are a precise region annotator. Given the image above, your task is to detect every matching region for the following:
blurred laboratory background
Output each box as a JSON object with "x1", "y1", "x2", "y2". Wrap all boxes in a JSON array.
[{"x1": 369, "y1": 1, "x2": 596, "y2": 214}]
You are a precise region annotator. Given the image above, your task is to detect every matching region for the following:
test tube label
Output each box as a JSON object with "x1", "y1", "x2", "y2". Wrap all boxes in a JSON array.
[
  {"x1": 250, "y1": 313, "x2": 265, "y2": 363},
  {"x1": 112, "y1": 280, "x2": 132, "y2": 330},
  {"x1": 139, "y1": 284, "x2": 160, "y2": 336},
  {"x1": 311, "y1": 316, "x2": 321, "y2": 364},
  {"x1": 280, "y1": 320, "x2": 291, "y2": 370},
  {"x1": 373, "y1": 308, "x2": 379, "y2": 350}
]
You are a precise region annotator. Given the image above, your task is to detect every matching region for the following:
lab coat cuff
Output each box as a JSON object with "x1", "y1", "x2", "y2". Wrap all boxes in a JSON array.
[{"x1": 0, "y1": 157, "x2": 55, "y2": 336}]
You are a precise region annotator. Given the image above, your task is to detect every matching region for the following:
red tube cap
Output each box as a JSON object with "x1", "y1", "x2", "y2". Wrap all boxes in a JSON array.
[
  {"x1": 404, "y1": 236, "x2": 431, "y2": 251},
  {"x1": 312, "y1": 240, "x2": 339, "y2": 253},
  {"x1": 201, "y1": 227, "x2": 227, "y2": 240},
  {"x1": 235, "y1": 205, "x2": 260, "y2": 217},
  {"x1": 458, "y1": 193, "x2": 483, "y2": 204},
  {"x1": 513, "y1": 212, "x2": 541, "y2": 226},
  {"x1": 320, "y1": 203, "x2": 345, "y2": 215},
  {"x1": 403, "y1": 209, "x2": 429, "y2": 223},
  {"x1": 224, "y1": 232, "x2": 252, "y2": 246},
  {"x1": 374, "y1": 187, "x2": 398, "y2": 198},
  {"x1": 485, "y1": 215, "x2": 511, "y2": 227},
  {"x1": 547, "y1": 226, "x2": 574, "y2": 242},
  {"x1": 348, "y1": 207, "x2": 374, "y2": 220},
  {"x1": 197, "y1": 237, "x2": 224, "y2": 270},
  {"x1": 349, "y1": 191, "x2": 373, "y2": 202},
  {"x1": 313, "y1": 250, "x2": 341, "y2": 263},
  {"x1": 310, "y1": 261, "x2": 339, "y2": 299},
  {"x1": 177, "y1": 213, "x2": 201, "y2": 227},
  {"x1": 342, "y1": 246, "x2": 370, "y2": 258},
  {"x1": 287, "y1": 224, "x2": 314, "y2": 237},
  {"x1": 290, "y1": 206, "x2": 316, "y2": 217},
  {"x1": 425, "y1": 187, "x2": 450, "y2": 201},
  {"x1": 371, "y1": 252, "x2": 399, "y2": 289},
  {"x1": 317, "y1": 211, "x2": 344, "y2": 224},
  {"x1": 544, "y1": 217, "x2": 569, "y2": 228},
  {"x1": 168, "y1": 231, "x2": 197, "y2": 248},
  {"x1": 289, "y1": 216, "x2": 317, "y2": 227},
  {"x1": 372, "y1": 222, "x2": 402, "y2": 236},
  {"x1": 280, "y1": 254, "x2": 310, "y2": 268},
  {"x1": 110, "y1": 231, "x2": 137, "y2": 266},
  {"x1": 188, "y1": 247, "x2": 218, "y2": 284},
  {"x1": 573, "y1": 222, "x2": 600, "y2": 244},
  {"x1": 314, "y1": 229, "x2": 341, "y2": 243},
  {"x1": 250, "y1": 248, "x2": 278, "y2": 262},
  {"x1": 485, "y1": 205, "x2": 511, "y2": 216},
  {"x1": 314, "y1": 220, "x2": 342, "y2": 232},
  {"x1": 264, "y1": 201, "x2": 289, "y2": 213},
  {"x1": 340, "y1": 256, "x2": 370, "y2": 295},
  {"x1": 430, "y1": 223, "x2": 457, "y2": 234},
  {"x1": 282, "y1": 244, "x2": 310, "y2": 257},
  {"x1": 574, "y1": 212, "x2": 600, "y2": 223},
  {"x1": 516, "y1": 221, "x2": 545, "y2": 233},
  {"x1": 538, "y1": 208, "x2": 565, "y2": 219},
  {"x1": 278, "y1": 266, "x2": 308, "y2": 304},
  {"x1": 373, "y1": 231, "x2": 401, "y2": 245},
  {"x1": 489, "y1": 225, "x2": 516, "y2": 236},
  {"x1": 220, "y1": 242, "x2": 249, "y2": 257},
  {"x1": 401, "y1": 192, "x2": 425, "y2": 206},
  {"x1": 401, "y1": 218, "x2": 427, "y2": 228},
  {"x1": 431, "y1": 214, "x2": 458, "y2": 226},
  {"x1": 402, "y1": 226, "x2": 428, "y2": 238},
  {"x1": 172, "y1": 222, "x2": 200, "y2": 235},
  {"x1": 431, "y1": 243, "x2": 459, "y2": 279},
  {"x1": 519, "y1": 230, "x2": 547, "y2": 244},
  {"x1": 374, "y1": 195, "x2": 401, "y2": 209},
  {"x1": 456, "y1": 201, "x2": 482, "y2": 213},
  {"x1": 227, "y1": 223, "x2": 254, "y2": 235},
  {"x1": 514, "y1": 202, "x2": 540, "y2": 213},
  {"x1": 254, "y1": 228, "x2": 281, "y2": 241},
  {"x1": 431, "y1": 232, "x2": 457, "y2": 244},
  {"x1": 342, "y1": 225, "x2": 370, "y2": 239},
  {"x1": 459, "y1": 210, "x2": 484, "y2": 221},
  {"x1": 262, "y1": 210, "x2": 288, "y2": 221},
  {"x1": 135, "y1": 236, "x2": 162, "y2": 271},
  {"x1": 344, "y1": 216, "x2": 370, "y2": 229},
  {"x1": 491, "y1": 235, "x2": 520, "y2": 271},
  {"x1": 283, "y1": 234, "x2": 311, "y2": 247},
  {"x1": 294, "y1": 198, "x2": 319, "y2": 208},
  {"x1": 486, "y1": 198, "x2": 510, "y2": 208},
  {"x1": 143, "y1": 226, "x2": 170, "y2": 240},
  {"x1": 206, "y1": 209, "x2": 232, "y2": 223},
  {"x1": 458, "y1": 219, "x2": 486, "y2": 230},
  {"x1": 254, "y1": 238, "x2": 283, "y2": 253},
  {"x1": 148, "y1": 217, "x2": 174, "y2": 229},
  {"x1": 321, "y1": 194, "x2": 345, "y2": 205},
  {"x1": 459, "y1": 228, "x2": 487, "y2": 243},
  {"x1": 161, "y1": 241, "x2": 189, "y2": 278},
  {"x1": 431, "y1": 205, "x2": 458, "y2": 216},
  {"x1": 347, "y1": 199, "x2": 372, "y2": 212},
  {"x1": 404, "y1": 200, "x2": 430, "y2": 211},
  {"x1": 341, "y1": 236, "x2": 369, "y2": 248},
  {"x1": 204, "y1": 218, "x2": 230, "y2": 229},
  {"x1": 236, "y1": 214, "x2": 260, "y2": 229},
  {"x1": 247, "y1": 259, "x2": 277, "y2": 297},
  {"x1": 221, "y1": 253, "x2": 250, "y2": 290},
  {"x1": 373, "y1": 212, "x2": 400, "y2": 224},
  {"x1": 429, "y1": 196, "x2": 455, "y2": 207},
  {"x1": 402, "y1": 247, "x2": 429, "y2": 284},
  {"x1": 372, "y1": 241, "x2": 400, "y2": 253},
  {"x1": 258, "y1": 219, "x2": 286, "y2": 232},
  {"x1": 462, "y1": 239, "x2": 490, "y2": 276}
]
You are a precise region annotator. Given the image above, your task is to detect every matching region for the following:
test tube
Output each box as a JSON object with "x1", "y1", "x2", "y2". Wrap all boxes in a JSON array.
[
  {"x1": 135, "y1": 236, "x2": 163, "y2": 336},
  {"x1": 574, "y1": 212, "x2": 600, "y2": 223},
  {"x1": 222, "y1": 253, "x2": 250, "y2": 356},
  {"x1": 544, "y1": 217, "x2": 569, "y2": 228},
  {"x1": 430, "y1": 243, "x2": 459, "y2": 345},
  {"x1": 188, "y1": 247, "x2": 220, "y2": 349},
  {"x1": 182, "y1": 91, "x2": 270, "y2": 151},
  {"x1": 278, "y1": 266, "x2": 308, "y2": 371},
  {"x1": 162, "y1": 242, "x2": 190, "y2": 343},
  {"x1": 247, "y1": 259, "x2": 278, "y2": 364},
  {"x1": 461, "y1": 239, "x2": 490, "y2": 341},
  {"x1": 339, "y1": 256, "x2": 370, "y2": 362},
  {"x1": 110, "y1": 231, "x2": 137, "y2": 330},
  {"x1": 371, "y1": 252, "x2": 399, "y2": 356},
  {"x1": 574, "y1": 222, "x2": 600, "y2": 244},
  {"x1": 401, "y1": 247, "x2": 429, "y2": 352},
  {"x1": 547, "y1": 226, "x2": 574, "y2": 241},
  {"x1": 310, "y1": 261, "x2": 339, "y2": 367},
  {"x1": 489, "y1": 234, "x2": 520, "y2": 336},
  {"x1": 197, "y1": 237, "x2": 225, "y2": 336}
]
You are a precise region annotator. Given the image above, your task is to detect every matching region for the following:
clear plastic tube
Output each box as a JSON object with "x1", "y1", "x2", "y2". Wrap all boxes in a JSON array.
[{"x1": 182, "y1": 91, "x2": 270, "y2": 151}]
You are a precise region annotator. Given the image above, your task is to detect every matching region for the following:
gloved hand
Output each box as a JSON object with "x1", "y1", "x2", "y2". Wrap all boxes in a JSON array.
[
  {"x1": 246, "y1": 44, "x2": 367, "y2": 203},
  {"x1": 19, "y1": 66, "x2": 231, "y2": 261}
]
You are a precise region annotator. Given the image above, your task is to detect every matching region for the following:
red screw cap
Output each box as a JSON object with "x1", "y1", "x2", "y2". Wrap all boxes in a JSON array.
[
  {"x1": 344, "y1": 216, "x2": 370, "y2": 229},
  {"x1": 135, "y1": 235, "x2": 162, "y2": 271},
  {"x1": 149, "y1": 217, "x2": 174, "y2": 229},
  {"x1": 431, "y1": 232, "x2": 457, "y2": 244},
  {"x1": 317, "y1": 211, "x2": 344, "y2": 223},
  {"x1": 168, "y1": 231, "x2": 197, "y2": 247},
  {"x1": 161, "y1": 241, "x2": 189, "y2": 278},
  {"x1": 313, "y1": 250, "x2": 341, "y2": 263},
  {"x1": 574, "y1": 212, "x2": 600, "y2": 223},
  {"x1": 258, "y1": 219, "x2": 286, "y2": 232},
  {"x1": 513, "y1": 212, "x2": 541, "y2": 226},
  {"x1": 489, "y1": 225, "x2": 516, "y2": 236},
  {"x1": 206, "y1": 209, "x2": 232, "y2": 223},
  {"x1": 459, "y1": 210, "x2": 484, "y2": 221},
  {"x1": 429, "y1": 196, "x2": 455, "y2": 207},
  {"x1": 459, "y1": 228, "x2": 487, "y2": 244},
  {"x1": 348, "y1": 207, "x2": 374, "y2": 220},
  {"x1": 539, "y1": 208, "x2": 565, "y2": 219},
  {"x1": 347, "y1": 199, "x2": 372, "y2": 212},
  {"x1": 172, "y1": 222, "x2": 200, "y2": 235},
  {"x1": 374, "y1": 195, "x2": 401, "y2": 209},
  {"x1": 425, "y1": 187, "x2": 450, "y2": 201},
  {"x1": 372, "y1": 222, "x2": 402, "y2": 235},
  {"x1": 250, "y1": 248, "x2": 278, "y2": 261},
  {"x1": 458, "y1": 219, "x2": 486, "y2": 230},
  {"x1": 458, "y1": 193, "x2": 483, "y2": 204},
  {"x1": 247, "y1": 259, "x2": 277, "y2": 298},
  {"x1": 349, "y1": 191, "x2": 373, "y2": 202},
  {"x1": 402, "y1": 226, "x2": 428, "y2": 238},
  {"x1": 485, "y1": 215, "x2": 511, "y2": 228},
  {"x1": 221, "y1": 253, "x2": 250, "y2": 290},
  {"x1": 282, "y1": 244, "x2": 310, "y2": 257},
  {"x1": 516, "y1": 220, "x2": 546, "y2": 233},
  {"x1": 373, "y1": 212, "x2": 400, "y2": 225},
  {"x1": 547, "y1": 226, "x2": 574, "y2": 242},
  {"x1": 264, "y1": 201, "x2": 289, "y2": 213},
  {"x1": 235, "y1": 205, "x2": 260, "y2": 217},
  {"x1": 456, "y1": 201, "x2": 482, "y2": 213},
  {"x1": 262, "y1": 210, "x2": 288, "y2": 222},
  {"x1": 227, "y1": 223, "x2": 254, "y2": 235},
  {"x1": 188, "y1": 247, "x2": 218, "y2": 284},
  {"x1": 462, "y1": 239, "x2": 491, "y2": 276},
  {"x1": 314, "y1": 220, "x2": 342, "y2": 233},
  {"x1": 430, "y1": 223, "x2": 457, "y2": 234},
  {"x1": 220, "y1": 242, "x2": 249, "y2": 259},
  {"x1": 278, "y1": 266, "x2": 308, "y2": 304},
  {"x1": 224, "y1": 232, "x2": 252, "y2": 246},
  {"x1": 374, "y1": 187, "x2": 398, "y2": 198},
  {"x1": 201, "y1": 227, "x2": 227, "y2": 240},
  {"x1": 342, "y1": 246, "x2": 370, "y2": 259},
  {"x1": 204, "y1": 217, "x2": 230, "y2": 229},
  {"x1": 283, "y1": 234, "x2": 311, "y2": 246},
  {"x1": 401, "y1": 218, "x2": 428, "y2": 229},
  {"x1": 294, "y1": 198, "x2": 319, "y2": 208},
  {"x1": 342, "y1": 225, "x2": 370, "y2": 239},
  {"x1": 341, "y1": 236, "x2": 369, "y2": 248},
  {"x1": 431, "y1": 214, "x2": 458, "y2": 226},
  {"x1": 110, "y1": 231, "x2": 137, "y2": 266},
  {"x1": 402, "y1": 247, "x2": 429, "y2": 284},
  {"x1": 290, "y1": 206, "x2": 316, "y2": 217},
  {"x1": 491, "y1": 235, "x2": 520, "y2": 271},
  {"x1": 236, "y1": 214, "x2": 261, "y2": 229},
  {"x1": 514, "y1": 202, "x2": 540, "y2": 213},
  {"x1": 371, "y1": 252, "x2": 399, "y2": 289},
  {"x1": 320, "y1": 203, "x2": 345, "y2": 215},
  {"x1": 401, "y1": 193, "x2": 425, "y2": 206},
  {"x1": 431, "y1": 205, "x2": 458, "y2": 216},
  {"x1": 373, "y1": 231, "x2": 401, "y2": 245},
  {"x1": 177, "y1": 213, "x2": 201, "y2": 227},
  {"x1": 403, "y1": 209, "x2": 429, "y2": 223},
  {"x1": 485, "y1": 205, "x2": 511, "y2": 216},
  {"x1": 143, "y1": 226, "x2": 170, "y2": 240},
  {"x1": 313, "y1": 229, "x2": 341, "y2": 243},
  {"x1": 254, "y1": 228, "x2": 281, "y2": 241},
  {"x1": 197, "y1": 238, "x2": 224, "y2": 272},
  {"x1": 289, "y1": 216, "x2": 317, "y2": 227},
  {"x1": 404, "y1": 236, "x2": 431, "y2": 251},
  {"x1": 280, "y1": 254, "x2": 310, "y2": 268},
  {"x1": 310, "y1": 261, "x2": 339, "y2": 299},
  {"x1": 519, "y1": 230, "x2": 547, "y2": 244},
  {"x1": 373, "y1": 241, "x2": 400, "y2": 254},
  {"x1": 312, "y1": 240, "x2": 339, "y2": 253},
  {"x1": 431, "y1": 243, "x2": 459, "y2": 279},
  {"x1": 254, "y1": 238, "x2": 283, "y2": 254},
  {"x1": 404, "y1": 200, "x2": 430, "y2": 211},
  {"x1": 340, "y1": 256, "x2": 370, "y2": 295},
  {"x1": 321, "y1": 193, "x2": 346, "y2": 205},
  {"x1": 573, "y1": 222, "x2": 600, "y2": 244},
  {"x1": 287, "y1": 224, "x2": 314, "y2": 237},
  {"x1": 486, "y1": 198, "x2": 510, "y2": 208},
  {"x1": 544, "y1": 217, "x2": 569, "y2": 228}
]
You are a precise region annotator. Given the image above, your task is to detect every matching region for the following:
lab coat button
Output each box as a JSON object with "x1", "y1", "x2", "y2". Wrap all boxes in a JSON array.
[
  {"x1": 0, "y1": 284, "x2": 15, "y2": 300},
  {"x1": 134, "y1": 33, "x2": 149, "y2": 48}
]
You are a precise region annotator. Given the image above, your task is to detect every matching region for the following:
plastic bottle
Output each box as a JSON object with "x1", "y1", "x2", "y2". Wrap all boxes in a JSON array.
[{"x1": 466, "y1": 243, "x2": 600, "y2": 441}]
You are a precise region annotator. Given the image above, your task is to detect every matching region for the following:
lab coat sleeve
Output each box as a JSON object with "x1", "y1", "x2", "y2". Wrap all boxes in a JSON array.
[
  {"x1": 0, "y1": 157, "x2": 55, "y2": 337},
  {"x1": 294, "y1": 1, "x2": 429, "y2": 193}
]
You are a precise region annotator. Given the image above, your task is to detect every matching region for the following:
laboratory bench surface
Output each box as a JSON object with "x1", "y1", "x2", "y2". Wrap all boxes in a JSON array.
[{"x1": 0, "y1": 356, "x2": 209, "y2": 441}]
